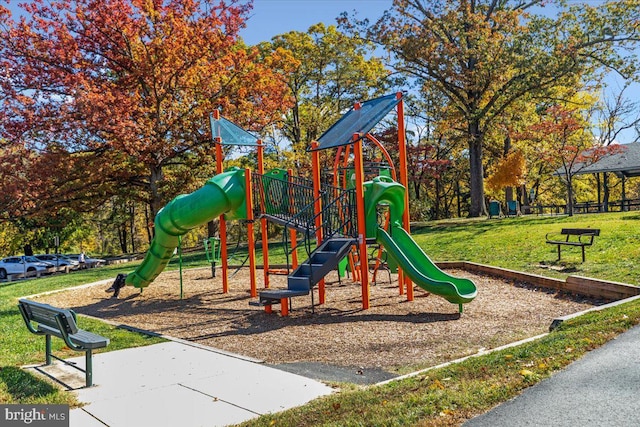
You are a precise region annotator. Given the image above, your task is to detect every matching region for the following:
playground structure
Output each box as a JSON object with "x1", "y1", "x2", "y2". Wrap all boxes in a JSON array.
[{"x1": 120, "y1": 93, "x2": 477, "y2": 314}]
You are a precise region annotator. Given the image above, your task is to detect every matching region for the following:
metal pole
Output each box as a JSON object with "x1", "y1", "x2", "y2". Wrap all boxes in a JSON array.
[{"x1": 178, "y1": 235, "x2": 183, "y2": 299}]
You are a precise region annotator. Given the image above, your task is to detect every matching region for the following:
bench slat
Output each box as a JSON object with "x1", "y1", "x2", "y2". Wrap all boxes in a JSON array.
[
  {"x1": 37, "y1": 324, "x2": 109, "y2": 349},
  {"x1": 560, "y1": 228, "x2": 600, "y2": 236},
  {"x1": 20, "y1": 299, "x2": 79, "y2": 335}
]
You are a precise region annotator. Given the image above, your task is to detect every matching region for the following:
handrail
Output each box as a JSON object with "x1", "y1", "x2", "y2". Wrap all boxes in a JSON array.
[{"x1": 251, "y1": 171, "x2": 356, "y2": 260}]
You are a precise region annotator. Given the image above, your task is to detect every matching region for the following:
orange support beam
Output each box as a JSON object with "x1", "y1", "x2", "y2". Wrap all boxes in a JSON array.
[
  {"x1": 397, "y1": 94, "x2": 413, "y2": 301},
  {"x1": 215, "y1": 140, "x2": 229, "y2": 293},
  {"x1": 366, "y1": 133, "x2": 397, "y2": 181},
  {"x1": 353, "y1": 135, "x2": 370, "y2": 310},
  {"x1": 280, "y1": 298, "x2": 289, "y2": 316},
  {"x1": 311, "y1": 141, "x2": 325, "y2": 304},
  {"x1": 258, "y1": 140, "x2": 270, "y2": 289},
  {"x1": 245, "y1": 168, "x2": 257, "y2": 297}
]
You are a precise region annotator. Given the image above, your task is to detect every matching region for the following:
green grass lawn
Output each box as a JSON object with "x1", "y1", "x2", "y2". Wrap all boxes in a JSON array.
[
  {"x1": 411, "y1": 212, "x2": 640, "y2": 284},
  {"x1": 2, "y1": 211, "x2": 639, "y2": 425},
  {"x1": 0, "y1": 262, "x2": 165, "y2": 405}
]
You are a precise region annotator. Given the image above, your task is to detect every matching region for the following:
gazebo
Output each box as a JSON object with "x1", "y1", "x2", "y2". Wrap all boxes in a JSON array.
[{"x1": 573, "y1": 142, "x2": 640, "y2": 211}]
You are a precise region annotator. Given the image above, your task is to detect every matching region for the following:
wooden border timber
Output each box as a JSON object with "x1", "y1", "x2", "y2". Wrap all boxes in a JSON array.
[
  {"x1": 436, "y1": 261, "x2": 640, "y2": 301},
  {"x1": 549, "y1": 294, "x2": 640, "y2": 331}
]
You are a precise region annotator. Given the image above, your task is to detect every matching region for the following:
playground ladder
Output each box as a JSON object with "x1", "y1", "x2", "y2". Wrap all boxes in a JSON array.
[{"x1": 249, "y1": 170, "x2": 358, "y2": 315}]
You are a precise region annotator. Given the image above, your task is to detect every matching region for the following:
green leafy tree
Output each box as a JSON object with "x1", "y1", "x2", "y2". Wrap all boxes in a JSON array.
[
  {"x1": 361, "y1": 0, "x2": 640, "y2": 217},
  {"x1": 260, "y1": 23, "x2": 392, "y2": 170}
]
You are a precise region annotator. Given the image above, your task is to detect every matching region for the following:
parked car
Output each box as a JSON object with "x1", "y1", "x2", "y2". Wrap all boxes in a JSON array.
[
  {"x1": 34, "y1": 254, "x2": 80, "y2": 271},
  {"x1": 23, "y1": 256, "x2": 56, "y2": 274},
  {"x1": 66, "y1": 253, "x2": 106, "y2": 269},
  {"x1": 0, "y1": 256, "x2": 53, "y2": 279}
]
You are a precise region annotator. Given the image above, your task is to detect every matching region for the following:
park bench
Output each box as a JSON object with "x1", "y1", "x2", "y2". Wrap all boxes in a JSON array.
[
  {"x1": 18, "y1": 299, "x2": 109, "y2": 387},
  {"x1": 545, "y1": 228, "x2": 600, "y2": 263}
]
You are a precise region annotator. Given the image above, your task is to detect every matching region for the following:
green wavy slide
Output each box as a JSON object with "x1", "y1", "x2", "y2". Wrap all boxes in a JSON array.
[
  {"x1": 125, "y1": 169, "x2": 246, "y2": 289},
  {"x1": 376, "y1": 225, "x2": 477, "y2": 312}
]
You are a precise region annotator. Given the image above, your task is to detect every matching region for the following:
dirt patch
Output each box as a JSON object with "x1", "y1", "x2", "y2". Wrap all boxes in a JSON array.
[{"x1": 37, "y1": 267, "x2": 601, "y2": 373}]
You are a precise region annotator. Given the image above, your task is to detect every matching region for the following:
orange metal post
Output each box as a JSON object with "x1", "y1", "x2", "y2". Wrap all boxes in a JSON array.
[
  {"x1": 258, "y1": 140, "x2": 269, "y2": 288},
  {"x1": 366, "y1": 133, "x2": 397, "y2": 180},
  {"x1": 215, "y1": 140, "x2": 229, "y2": 293},
  {"x1": 245, "y1": 168, "x2": 257, "y2": 297},
  {"x1": 397, "y1": 94, "x2": 413, "y2": 301},
  {"x1": 353, "y1": 135, "x2": 370, "y2": 309},
  {"x1": 280, "y1": 298, "x2": 289, "y2": 316},
  {"x1": 311, "y1": 141, "x2": 325, "y2": 304}
]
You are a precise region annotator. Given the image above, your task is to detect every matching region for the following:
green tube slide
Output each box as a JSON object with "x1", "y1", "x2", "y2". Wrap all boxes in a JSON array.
[
  {"x1": 376, "y1": 225, "x2": 477, "y2": 312},
  {"x1": 125, "y1": 168, "x2": 246, "y2": 289}
]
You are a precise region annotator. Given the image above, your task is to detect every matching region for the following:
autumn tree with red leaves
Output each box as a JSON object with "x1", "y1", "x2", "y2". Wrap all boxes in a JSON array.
[{"x1": 0, "y1": 0, "x2": 292, "y2": 231}]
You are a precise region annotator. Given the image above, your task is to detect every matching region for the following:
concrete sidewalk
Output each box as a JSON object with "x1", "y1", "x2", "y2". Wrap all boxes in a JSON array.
[
  {"x1": 465, "y1": 324, "x2": 640, "y2": 426},
  {"x1": 33, "y1": 341, "x2": 334, "y2": 427}
]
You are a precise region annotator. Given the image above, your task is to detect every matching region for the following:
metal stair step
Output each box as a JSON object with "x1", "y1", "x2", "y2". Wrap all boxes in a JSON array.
[{"x1": 250, "y1": 289, "x2": 310, "y2": 306}]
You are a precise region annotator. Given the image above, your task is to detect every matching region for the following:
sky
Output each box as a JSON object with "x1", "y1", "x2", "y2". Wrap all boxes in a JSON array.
[{"x1": 239, "y1": 0, "x2": 392, "y2": 45}]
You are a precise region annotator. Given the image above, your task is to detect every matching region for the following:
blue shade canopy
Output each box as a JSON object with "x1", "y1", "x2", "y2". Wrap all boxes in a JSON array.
[
  {"x1": 312, "y1": 93, "x2": 402, "y2": 151},
  {"x1": 209, "y1": 113, "x2": 259, "y2": 146}
]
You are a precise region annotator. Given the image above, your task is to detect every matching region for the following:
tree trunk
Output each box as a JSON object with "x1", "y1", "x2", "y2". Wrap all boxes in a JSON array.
[
  {"x1": 505, "y1": 186, "x2": 514, "y2": 203},
  {"x1": 566, "y1": 175, "x2": 574, "y2": 216},
  {"x1": 456, "y1": 180, "x2": 461, "y2": 218},
  {"x1": 144, "y1": 204, "x2": 153, "y2": 244},
  {"x1": 129, "y1": 203, "x2": 136, "y2": 253},
  {"x1": 430, "y1": 178, "x2": 438, "y2": 219},
  {"x1": 468, "y1": 129, "x2": 486, "y2": 217},
  {"x1": 207, "y1": 220, "x2": 218, "y2": 238},
  {"x1": 119, "y1": 225, "x2": 127, "y2": 254},
  {"x1": 503, "y1": 136, "x2": 514, "y2": 204},
  {"x1": 148, "y1": 165, "x2": 164, "y2": 237}
]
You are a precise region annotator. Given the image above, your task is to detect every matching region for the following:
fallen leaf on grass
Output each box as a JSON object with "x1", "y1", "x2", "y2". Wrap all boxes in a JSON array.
[
  {"x1": 430, "y1": 379, "x2": 445, "y2": 390},
  {"x1": 519, "y1": 369, "x2": 534, "y2": 377}
]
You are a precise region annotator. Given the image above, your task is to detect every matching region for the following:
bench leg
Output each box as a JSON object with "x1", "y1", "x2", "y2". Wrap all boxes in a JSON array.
[
  {"x1": 85, "y1": 350, "x2": 93, "y2": 387},
  {"x1": 45, "y1": 335, "x2": 52, "y2": 365},
  {"x1": 557, "y1": 245, "x2": 561, "y2": 261},
  {"x1": 582, "y1": 246, "x2": 586, "y2": 263}
]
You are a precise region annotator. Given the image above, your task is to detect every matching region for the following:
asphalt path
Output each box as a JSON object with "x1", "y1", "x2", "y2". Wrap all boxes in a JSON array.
[{"x1": 465, "y1": 324, "x2": 640, "y2": 426}]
